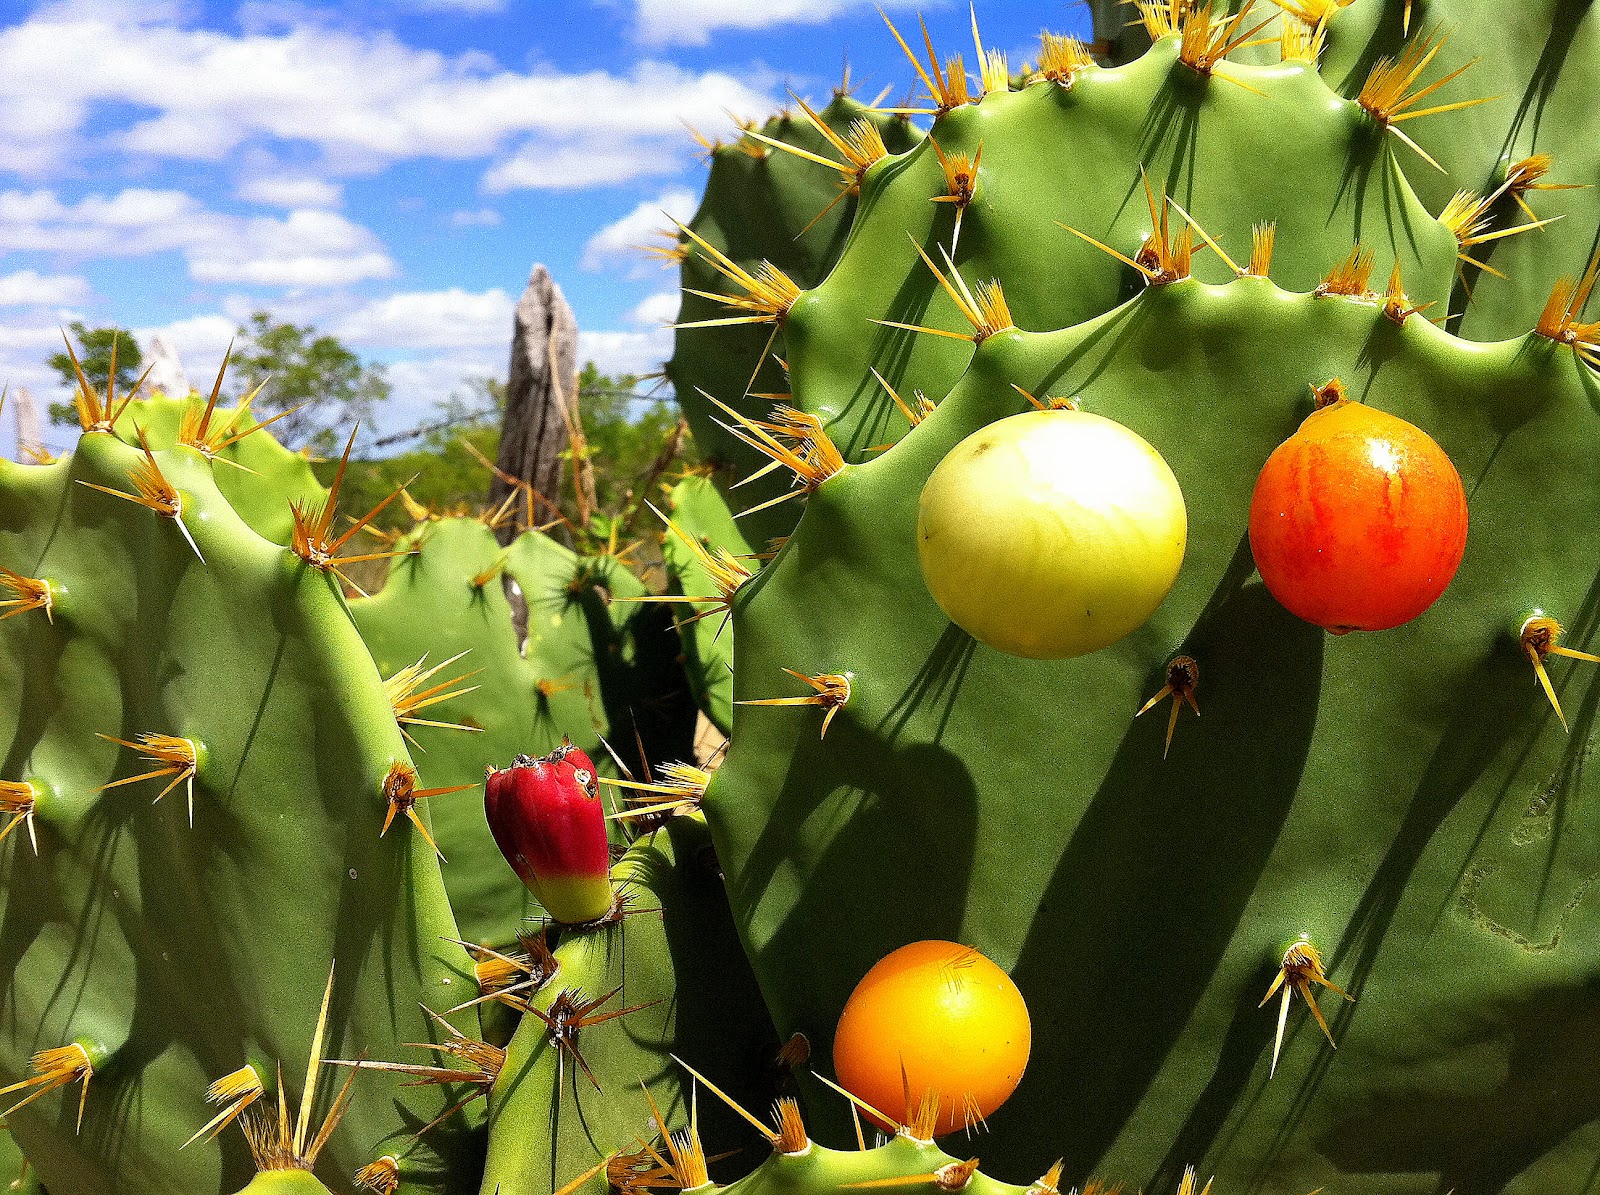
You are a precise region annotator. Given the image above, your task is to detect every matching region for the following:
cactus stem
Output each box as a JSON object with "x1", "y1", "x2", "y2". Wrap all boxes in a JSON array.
[
  {"x1": 380, "y1": 761, "x2": 474, "y2": 859},
  {"x1": 95, "y1": 732, "x2": 201, "y2": 825},
  {"x1": 0, "y1": 780, "x2": 39, "y2": 854},
  {"x1": 0, "y1": 1043, "x2": 96, "y2": 1132},
  {"x1": 1356, "y1": 27, "x2": 1496, "y2": 173},
  {"x1": 77, "y1": 424, "x2": 205, "y2": 563},
  {"x1": 290, "y1": 425, "x2": 416, "y2": 596},
  {"x1": 1259, "y1": 937, "x2": 1352, "y2": 1077},
  {"x1": 0, "y1": 566, "x2": 54, "y2": 623},
  {"x1": 1519, "y1": 614, "x2": 1600, "y2": 733},
  {"x1": 738, "y1": 669, "x2": 853, "y2": 738},
  {"x1": 1137, "y1": 656, "x2": 1201, "y2": 759},
  {"x1": 182, "y1": 1064, "x2": 265, "y2": 1149},
  {"x1": 384, "y1": 651, "x2": 484, "y2": 745},
  {"x1": 354, "y1": 1155, "x2": 402, "y2": 1194},
  {"x1": 1534, "y1": 247, "x2": 1600, "y2": 367}
]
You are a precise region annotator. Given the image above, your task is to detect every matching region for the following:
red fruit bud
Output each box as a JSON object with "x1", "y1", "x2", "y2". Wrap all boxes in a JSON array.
[{"x1": 484, "y1": 739, "x2": 614, "y2": 925}]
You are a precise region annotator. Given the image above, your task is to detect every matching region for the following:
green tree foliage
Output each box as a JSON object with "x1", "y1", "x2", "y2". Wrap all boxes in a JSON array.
[
  {"x1": 45, "y1": 323, "x2": 144, "y2": 425},
  {"x1": 231, "y1": 311, "x2": 391, "y2": 451}
]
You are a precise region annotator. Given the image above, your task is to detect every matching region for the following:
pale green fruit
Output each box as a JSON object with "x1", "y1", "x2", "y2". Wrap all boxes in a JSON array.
[{"x1": 916, "y1": 409, "x2": 1187, "y2": 659}]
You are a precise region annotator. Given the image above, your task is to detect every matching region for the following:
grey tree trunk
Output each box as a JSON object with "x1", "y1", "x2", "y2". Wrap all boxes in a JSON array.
[
  {"x1": 11, "y1": 386, "x2": 43, "y2": 463},
  {"x1": 140, "y1": 332, "x2": 193, "y2": 399},
  {"x1": 1090, "y1": 0, "x2": 1153, "y2": 63},
  {"x1": 491, "y1": 264, "x2": 579, "y2": 544}
]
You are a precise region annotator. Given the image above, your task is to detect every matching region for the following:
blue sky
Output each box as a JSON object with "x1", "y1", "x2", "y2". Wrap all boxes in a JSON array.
[{"x1": 0, "y1": 0, "x2": 1093, "y2": 459}]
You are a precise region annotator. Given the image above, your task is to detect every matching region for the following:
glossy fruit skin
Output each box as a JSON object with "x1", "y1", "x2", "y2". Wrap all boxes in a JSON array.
[
  {"x1": 483, "y1": 741, "x2": 614, "y2": 924},
  {"x1": 832, "y1": 941, "x2": 1031, "y2": 1137},
  {"x1": 916, "y1": 409, "x2": 1187, "y2": 659},
  {"x1": 1248, "y1": 400, "x2": 1468, "y2": 633}
]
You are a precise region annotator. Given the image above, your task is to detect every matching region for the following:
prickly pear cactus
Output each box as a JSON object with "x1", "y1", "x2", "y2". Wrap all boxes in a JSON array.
[
  {"x1": 116, "y1": 392, "x2": 325, "y2": 547},
  {"x1": 0, "y1": 412, "x2": 479, "y2": 1193},
  {"x1": 661, "y1": 476, "x2": 754, "y2": 735},
  {"x1": 667, "y1": 92, "x2": 919, "y2": 535},
  {"x1": 349, "y1": 513, "x2": 698, "y2": 951},
  {"x1": 675, "y1": 4, "x2": 1600, "y2": 1192}
]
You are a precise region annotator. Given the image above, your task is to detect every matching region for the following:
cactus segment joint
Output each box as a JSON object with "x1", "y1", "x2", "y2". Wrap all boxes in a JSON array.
[{"x1": 1259, "y1": 938, "x2": 1352, "y2": 1076}]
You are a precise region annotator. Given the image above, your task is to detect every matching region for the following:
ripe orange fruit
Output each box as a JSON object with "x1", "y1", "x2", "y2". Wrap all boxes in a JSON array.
[
  {"x1": 832, "y1": 941, "x2": 1030, "y2": 1137},
  {"x1": 1248, "y1": 397, "x2": 1468, "y2": 632}
]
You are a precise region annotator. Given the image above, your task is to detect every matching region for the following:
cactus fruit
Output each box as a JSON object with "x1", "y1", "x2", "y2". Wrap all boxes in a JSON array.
[
  {"x1": 484, "y1": 743, "x2": 614, "y2": 926},
  {"x1": 349, "y1": 511, "x2": 697, "y2": 949},
  {"x1": 0, "y1": 403, "x2": 479, "y2": 1192}
]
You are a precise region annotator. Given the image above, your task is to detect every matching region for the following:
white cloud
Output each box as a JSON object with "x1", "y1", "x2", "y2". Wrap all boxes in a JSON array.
[
  {"x1": 236, "y1": 174, "x2": 343, "y2": 209},
  {"x1": 334, "y1": 287, "x2": 515, "y2": 351},
  {"x1": 480, "y1": 139, "x2": 681, "y2": 194},
  {"x1": 629, "y1": 290, "x2": 680, "y2": 327},
  {"x1": 577, "y1": 328, "x2": 671, "y2": 379},
  {"x1": 581, "y1": 187, "x2": 697, "y2": 273},
  {"x1": 630, "y1": 0, "x2": 902, "y2": 46},
  {"x1": 0, "y1": 11, "x2": 773, "y2": 186},
  {"x1": 133, "y1": 313, "x2": 238, "y2": 380},
  {"x1": 0, "y1": 188, "x2": 395, "y2": 287},
  {"x1": 0, "y1": 270, "x2": 92, "y2": 307},
  {"x1": 449, "y1": 207, "x2": 502, "y2": 227}
]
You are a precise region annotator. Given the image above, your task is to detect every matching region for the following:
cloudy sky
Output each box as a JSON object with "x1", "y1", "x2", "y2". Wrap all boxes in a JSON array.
[{"x1": 0, "y1": 0, "x2": 1092, "y2": 459}]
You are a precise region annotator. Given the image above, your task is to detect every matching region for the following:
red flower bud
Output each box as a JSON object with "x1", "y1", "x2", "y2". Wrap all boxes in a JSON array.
[{"x1": 484, "y1": 739, "x2": 614, "y2": 925}]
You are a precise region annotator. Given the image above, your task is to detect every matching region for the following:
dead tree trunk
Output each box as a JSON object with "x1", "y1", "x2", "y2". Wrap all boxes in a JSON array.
[{"x1": 491, "y1": 264, "x2": 580, "y2": 543}]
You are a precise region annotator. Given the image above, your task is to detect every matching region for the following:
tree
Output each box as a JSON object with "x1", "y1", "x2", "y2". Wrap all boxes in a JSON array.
[
  {"x1": 230, "y1": 311, "x2": 390, "y2": 452},
  {"x1": 46, "y1": 323, "x2": 145, "y2": 425}
]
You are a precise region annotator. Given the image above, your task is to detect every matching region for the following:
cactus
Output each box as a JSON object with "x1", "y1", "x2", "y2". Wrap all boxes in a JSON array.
[
  {"x1": 319, "y1": 810, "x2": 772, "y2": 1195},
  {"x1": 666, "y1": 91, "x2": 920, "y2": 538},
  {"x1": 666, "y1": 3, "x2": 1600, "y2": 1191},
  {"x1": 348, "y1": 512, "x2": 698, "y2": 951},
  {"x1": 0, "y1": 399, "x2": 480, "y2": 1192},
  {"x1": 661, "y1": 476, "x2": 754, "y2": 735}
]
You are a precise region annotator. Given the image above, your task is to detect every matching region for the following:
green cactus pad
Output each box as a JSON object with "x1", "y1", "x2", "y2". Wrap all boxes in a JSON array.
[
  {"x1": 0, "y1": 432, "x2": 478, "y2": 1193},
  {"x1": 706, "y1": 273, "x2": 1600, "y2": 1191}
]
